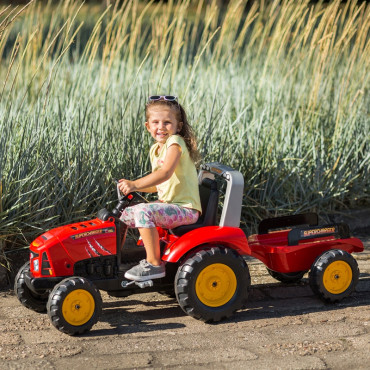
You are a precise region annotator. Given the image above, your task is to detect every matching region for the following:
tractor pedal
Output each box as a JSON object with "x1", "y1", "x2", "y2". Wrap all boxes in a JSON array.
[
  {"x1": 136, "y1": 280, "x2": 153, "y2": 288},
  {"x1": 121, "y1": 279, "x2": 153, "y2": 288}
]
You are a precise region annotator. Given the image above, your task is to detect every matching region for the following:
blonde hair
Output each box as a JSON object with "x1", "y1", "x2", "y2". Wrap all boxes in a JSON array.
[{"x1": 145, "y1": 100, "x2": 201, "y2": 163}]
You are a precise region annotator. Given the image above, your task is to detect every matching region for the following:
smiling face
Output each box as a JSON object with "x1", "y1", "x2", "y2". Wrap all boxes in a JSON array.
[{"x1": 145, "y1": 105, "x2": 183, "y2": 148}]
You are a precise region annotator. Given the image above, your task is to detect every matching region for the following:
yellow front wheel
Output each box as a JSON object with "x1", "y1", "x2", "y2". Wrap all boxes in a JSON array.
[
  {"x1": 47, "y1": 277, "x2": 102, "y2": 335},
  {"x1": 175, "y1": 247, "x2": 251, "y2": 322},
  {"x1": 62, "y1": 289, "x2": 96, "y2": 326},
  {"x1": 309, "y1": 249, "x2": 359, "y2": 303}
]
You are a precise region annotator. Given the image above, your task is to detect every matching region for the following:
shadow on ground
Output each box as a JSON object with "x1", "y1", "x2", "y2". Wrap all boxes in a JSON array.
[{"x1": 79, "y1": 279, "x2": 370, "y2": 337}]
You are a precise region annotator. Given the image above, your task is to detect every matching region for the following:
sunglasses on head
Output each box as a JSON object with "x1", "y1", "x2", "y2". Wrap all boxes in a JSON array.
[{"x1": 148, "y1": 95, "x2": 178, "y2": 103}]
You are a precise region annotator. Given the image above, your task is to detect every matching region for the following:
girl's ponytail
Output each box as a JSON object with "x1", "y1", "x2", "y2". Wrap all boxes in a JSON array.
[{"x1": 177, "y1": 104, "x2": 201, "y2": 164}]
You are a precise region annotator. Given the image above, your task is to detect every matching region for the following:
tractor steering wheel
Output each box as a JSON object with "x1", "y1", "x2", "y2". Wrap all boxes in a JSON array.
[{"x1": 111, "y1": 182, "x2": 148, "y2": 218}]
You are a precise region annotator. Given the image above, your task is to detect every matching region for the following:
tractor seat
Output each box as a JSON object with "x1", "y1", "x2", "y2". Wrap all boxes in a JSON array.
[{"x1": 170, "y1": 178, "x2": 219, "y2": 237}]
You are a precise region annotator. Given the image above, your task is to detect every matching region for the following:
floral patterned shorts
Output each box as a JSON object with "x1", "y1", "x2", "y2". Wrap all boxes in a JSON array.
[{"x1": 120, "y1": 202, "x2": 199, "y2": 229}]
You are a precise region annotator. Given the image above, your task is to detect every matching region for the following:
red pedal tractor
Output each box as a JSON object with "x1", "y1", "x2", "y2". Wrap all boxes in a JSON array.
[{"x1": 15, "y1": 162, "x2": 364, "y2": 335}]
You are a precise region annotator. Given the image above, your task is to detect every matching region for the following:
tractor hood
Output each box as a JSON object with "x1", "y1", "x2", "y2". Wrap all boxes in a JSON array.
[{"x1": 29, "y1": 218, "x2": 117, "y2": 278}]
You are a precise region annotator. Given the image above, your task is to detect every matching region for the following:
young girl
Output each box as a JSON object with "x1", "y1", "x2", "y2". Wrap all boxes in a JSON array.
[{"x1": 118, "y1": 95, "x2": 201, "y2": 281}]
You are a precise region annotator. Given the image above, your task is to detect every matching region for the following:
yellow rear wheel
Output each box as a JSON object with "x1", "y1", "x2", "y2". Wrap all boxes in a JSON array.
[
  {"x1": 196, "y1": 263, "x2": 237, "y2": 307},
  {"x1": 175, "y1": 247, "x2": 251, "y2": 322}
]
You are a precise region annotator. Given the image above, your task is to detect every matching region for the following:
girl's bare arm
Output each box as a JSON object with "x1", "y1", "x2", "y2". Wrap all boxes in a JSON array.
[
  {"x1": 118, "y1": 144, "x2": 181, "y2": 195},
  {"x1": 138, "y1": 186, "x2": 157, "y2": 193}
]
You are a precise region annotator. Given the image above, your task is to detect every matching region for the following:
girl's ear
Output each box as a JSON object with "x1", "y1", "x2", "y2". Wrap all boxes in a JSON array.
[
  {"x1": 145, "y1": 122, "x2": 150, "y2": 131},
  {"x1": 177, "y1": 121, "x2": 183, "y2": 133}
]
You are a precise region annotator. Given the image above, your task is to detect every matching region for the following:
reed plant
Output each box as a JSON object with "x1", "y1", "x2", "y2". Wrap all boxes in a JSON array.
[{"x1": 0, "y1": 0, "x2": 369, "y2": 256}]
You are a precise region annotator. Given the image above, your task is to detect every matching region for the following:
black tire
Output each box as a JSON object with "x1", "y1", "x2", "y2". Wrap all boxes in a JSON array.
[
  {"x1": 175, "y1": 247, "x2": 250, "y2": 322},
  {"x1": 14, "y1": 262, "x2": 49, "y2": 313},
  {"x1": 309, "y1": 249, "x2": 359, "y2": 303},
  {"x1": 47, "y1": 277, "x2": 102, "y2": 335},
  {"x1": 267, "y1": 268, "x2": 307, "y2": 284}
]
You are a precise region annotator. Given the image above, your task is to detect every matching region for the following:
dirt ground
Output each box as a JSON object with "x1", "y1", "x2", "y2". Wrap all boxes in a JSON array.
[{"x1": 0, "y1": 234, "x2": 369, "y2": 370}]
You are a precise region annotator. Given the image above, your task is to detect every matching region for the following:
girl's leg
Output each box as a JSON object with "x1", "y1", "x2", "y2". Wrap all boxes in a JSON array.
[
  {"x1": 120, "y1": 202, "x2": 198, "y2": 281},
  {"x1": 138, "y1": 227, "x2": 161, "y2": 266},
  {"x1": 130, "y1": 202, "x2": 199, "y2": 266},
  {"x1": 121, "y1": 205, "x2": 162, "y2": 264},
  {"x1": 120, "y1": 204, "x2": 165, "y2": 281}
]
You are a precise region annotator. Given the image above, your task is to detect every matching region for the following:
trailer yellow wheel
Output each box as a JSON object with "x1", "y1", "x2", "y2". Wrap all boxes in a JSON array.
[
  {"x1": 322, "y1": 260, "x2": 352, "y2": 294},
  {"x1": 195, "y1": 264, "x2": 237, "y2": 307},
  {"x1": 175, "y1": 247, "x2": 250, "y2": 322},
  {"x1": 62, "y1": 289, "x2": 95, "y2": 326},
  {"x1": 309, "y1": 249, "x2": 359, "y2": 303},
  {"x1": 47, "y1": 277, "x2": 102, "y2": 335}
]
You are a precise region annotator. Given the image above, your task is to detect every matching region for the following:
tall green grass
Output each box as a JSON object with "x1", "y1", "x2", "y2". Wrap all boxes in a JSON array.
[{"x1": 0, "y1": 0, "x2": 369, "y2": 256}]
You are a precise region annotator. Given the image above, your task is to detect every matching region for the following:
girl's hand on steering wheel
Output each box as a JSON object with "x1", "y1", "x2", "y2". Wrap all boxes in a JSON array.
[{"x1": 118, "y1": 179, "x2": 137, "y2": 195}]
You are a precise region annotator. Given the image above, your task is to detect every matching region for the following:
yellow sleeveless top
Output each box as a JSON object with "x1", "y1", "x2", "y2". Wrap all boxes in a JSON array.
[{"x1": 149, "y1": 135, "x2": 201, "y2": 213}]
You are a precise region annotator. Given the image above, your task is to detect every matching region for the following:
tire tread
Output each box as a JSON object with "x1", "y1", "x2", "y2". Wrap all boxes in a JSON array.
[
  {"x1": 175, "y1": 247, "x2": 250, "y2": 323},
  {"x1": 309, "y1": 249, "x2": 359, "y2": 303},
  {"x1": 14, "y1": 262, "x2": 48, "y2": 313},
  {"x1": 47, "y1": 276, "x2": 102, "y2": 335}
]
